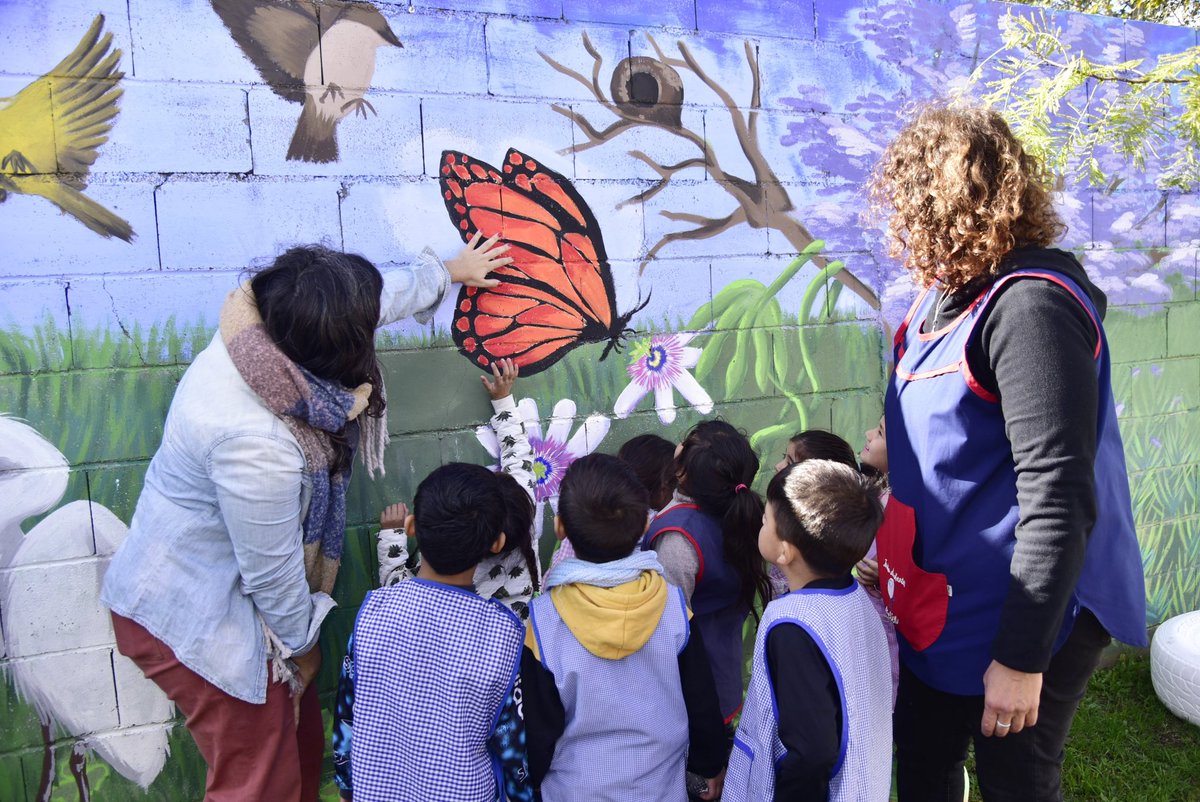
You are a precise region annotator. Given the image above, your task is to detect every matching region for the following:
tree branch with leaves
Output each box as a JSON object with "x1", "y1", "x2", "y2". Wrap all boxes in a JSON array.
[{"x1": 968, "y1": 9, "x2": 1200, "y2": 189}]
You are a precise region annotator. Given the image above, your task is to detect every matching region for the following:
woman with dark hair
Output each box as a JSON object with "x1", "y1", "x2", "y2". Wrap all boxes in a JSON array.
[
  {"x1": 100, "y1": 236, "x2": 510, "y2": 801},
  {"x1": 870, "y1": 103, "x2": 1146, "y2": 800},
  {"x1": 642, "y1": 420, "x2": 771, "y2": 724}
]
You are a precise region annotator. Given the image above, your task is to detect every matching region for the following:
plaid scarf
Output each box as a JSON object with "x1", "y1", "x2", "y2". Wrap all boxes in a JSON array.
[{"x1": 219, "y1": 283, "x2": 383, "y2": 595}]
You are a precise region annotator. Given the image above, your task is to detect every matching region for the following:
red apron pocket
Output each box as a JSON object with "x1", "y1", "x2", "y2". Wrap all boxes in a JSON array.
[{"x1": 875, "y1": 498, "x2": 950, "y2": 652}]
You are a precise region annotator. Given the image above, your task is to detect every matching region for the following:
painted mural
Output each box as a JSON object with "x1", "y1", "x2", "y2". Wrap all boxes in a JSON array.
[
  {"x1": 0, "y1": 0, "x2": 1197, "y2": 798},
  {"x1": 0, "y1": 15, "x2": 132, "y2": 240}
]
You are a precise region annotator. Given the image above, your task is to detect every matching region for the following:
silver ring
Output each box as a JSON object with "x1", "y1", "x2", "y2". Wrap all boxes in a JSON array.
[{"x1": 996, "y1": 721, "x2": 1012, "y2": 729}]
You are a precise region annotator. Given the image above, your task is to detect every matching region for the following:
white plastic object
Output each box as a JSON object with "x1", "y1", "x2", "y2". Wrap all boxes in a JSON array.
[{"x1": 1150, "y1": 611, "x2": 1200, "y2": 727}]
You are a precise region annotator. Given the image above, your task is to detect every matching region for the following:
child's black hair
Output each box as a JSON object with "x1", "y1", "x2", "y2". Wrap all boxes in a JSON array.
[
  {"x1": 766, "y1": 460, "x2": 884, "y2": 577},
  {"x1": 557, "y1": 453, "x2": 649, "y2": 563},
  {"x1": 675, "y1": 420, "x2": 771, "y2": 614},
  {"x1": 412, "y1": 462, "x2": 505, "y2": 576},
  {"x1": 617, "y1": 433, "x2": 677, "y2": 511},
  {"x1": 787, "y1": 430, "x2": 858, "y2": 471},
  {"x1": 495, "y1": 472, "x2": 541, "y2": 592}
]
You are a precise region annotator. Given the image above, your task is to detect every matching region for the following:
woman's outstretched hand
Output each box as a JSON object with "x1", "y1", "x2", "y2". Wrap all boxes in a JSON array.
[{"x1": 446, "y1": 232, "x2": 511, "y2": 288}]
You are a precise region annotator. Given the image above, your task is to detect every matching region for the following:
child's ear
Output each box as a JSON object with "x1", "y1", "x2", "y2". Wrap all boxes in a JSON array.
[
  {"x1": 404, "y1": 514, "x2": 417, "y2": 538},
  {"x1": 490, "y1": 531, "x2": 507, "y2": 554},
  {"x1": 776, "y1": 540, "x2": 794, "y2": 566},
  {"x1": 554, "y1": 515, "x2": 567, "y2": 542}
]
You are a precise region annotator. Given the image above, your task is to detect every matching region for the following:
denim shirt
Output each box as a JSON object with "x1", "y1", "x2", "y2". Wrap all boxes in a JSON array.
[{"x1": 101, "y1": 253, "x2": 450, "y2": 703}]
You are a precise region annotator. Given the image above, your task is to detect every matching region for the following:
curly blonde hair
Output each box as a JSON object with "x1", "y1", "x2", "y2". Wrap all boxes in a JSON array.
[{"x1": 868, "y1": 102, "x2": 1064, "y2": 291}]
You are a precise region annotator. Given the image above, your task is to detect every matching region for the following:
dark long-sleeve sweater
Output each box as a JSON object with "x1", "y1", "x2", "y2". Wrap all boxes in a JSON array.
[{"x1": 923, "y1": 246, "x2": 1107, "y2": 673}]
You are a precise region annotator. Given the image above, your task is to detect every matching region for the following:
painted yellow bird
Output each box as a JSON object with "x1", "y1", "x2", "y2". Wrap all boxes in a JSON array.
[{"x1": 0, "y1": 14, "x2": 133, "y2": 241}]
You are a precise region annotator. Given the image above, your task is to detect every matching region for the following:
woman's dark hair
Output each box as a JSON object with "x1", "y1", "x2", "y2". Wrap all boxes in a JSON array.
[
  {"x1": 675, "y1": 420, "x2": 771, "y2": 615},
  {"x1": 558, "y1": 453, "x2": 650, "y2": 563},
  {"x1": 788, "y1": 430, "x2": 858, "y2": 471},
  {"x1": 617, "y1": 434, "x2": 677, "y2": 511},
  {"x1": 495, "y1": 472, "x2": 540, "y2": 591},
  {"x1": 413, "y1": 463, "x2": 505, "y2": 576},
  {"x1": 252, "y1": 245, "x2": 385, "y2": 473}
]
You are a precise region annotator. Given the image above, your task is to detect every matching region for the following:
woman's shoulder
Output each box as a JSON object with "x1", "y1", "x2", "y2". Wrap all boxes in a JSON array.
[{"x1": 168, "y1": 337, "x2": 300, "y2": 453}]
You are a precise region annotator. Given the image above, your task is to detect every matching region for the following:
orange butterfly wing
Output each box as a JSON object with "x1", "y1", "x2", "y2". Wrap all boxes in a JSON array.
[{"x1": 439, "y1": 148, "x2": 631, "y2": 374}]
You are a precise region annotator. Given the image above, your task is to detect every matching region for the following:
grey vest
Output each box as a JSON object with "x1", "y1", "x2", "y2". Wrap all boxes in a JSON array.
[{"x1": 530, "y1": 583, "x2": 692, "y2": 802}]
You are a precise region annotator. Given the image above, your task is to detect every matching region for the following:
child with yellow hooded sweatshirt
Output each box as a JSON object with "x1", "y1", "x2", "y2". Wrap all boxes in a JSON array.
[{"x1": 522, "y1": 453, "x2": 728, "y2": 801}]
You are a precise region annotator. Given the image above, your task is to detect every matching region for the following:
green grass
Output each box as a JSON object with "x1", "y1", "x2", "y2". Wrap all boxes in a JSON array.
[{"x1": 1060, "y1": 650, "x2": 1200, "y2": 802}]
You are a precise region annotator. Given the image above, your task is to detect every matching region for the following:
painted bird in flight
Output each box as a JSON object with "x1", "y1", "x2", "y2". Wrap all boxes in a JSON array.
[
  {"x1": 0, "y1": 15, "x2": 133, "y2": 241},
  {"x1": 212, "y1": 0, "x2": 402, "y2": 163}
]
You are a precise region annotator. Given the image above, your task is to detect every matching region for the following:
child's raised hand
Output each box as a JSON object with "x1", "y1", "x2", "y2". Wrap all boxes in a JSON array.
[
  {"x1": 445, "y1": 232, "x2": 511, "y2": 288},
  {"x1": 856, "y1": 557, "x2": 881, "y2": 593},
  {"x1": 481, "y1": 358, "x2": 519, "y2": 401},
  {"x1": 380, "y1": 502, "x2": 409, "y2": 531}
]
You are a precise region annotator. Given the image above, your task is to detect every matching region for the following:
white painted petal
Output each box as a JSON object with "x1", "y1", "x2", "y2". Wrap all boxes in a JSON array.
[
  {"x1": 675, "y1": 331, "x2": 697, "y2": 347},
  {"x1": 517, "y1": 397, "x2": 542, "y2": 442},
  {"x1": 547, "y1": 398, "x2": 577, "y2": 444},
  {"x1": 654, "y1": 384, "x2": 678, "y2": 425},
  {"x1": 613, "y1": 379, "x2": 650, "y2": 419},
  {"x1": 673, "y1": 370, "x2": 714, "y2": 414},
  {"x1": 679, "y1": 346, "x2": 703, "y2": 369},
  {"x1": 474, "y1": 425, "x2": 501, "y2": 458},
  {"x1": 567, "y1": 414, "x2": 611, "y2": 458}
]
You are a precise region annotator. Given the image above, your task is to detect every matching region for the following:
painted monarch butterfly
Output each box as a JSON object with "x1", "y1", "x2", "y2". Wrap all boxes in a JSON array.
[{"x1": 438, "y1": 148, "x2": 644, "y2": 375}]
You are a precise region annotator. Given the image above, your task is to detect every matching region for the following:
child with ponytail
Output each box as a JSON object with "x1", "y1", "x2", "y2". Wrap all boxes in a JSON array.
[{"x1": 642, "y1": 420, "x2": 771, "y2": 725}]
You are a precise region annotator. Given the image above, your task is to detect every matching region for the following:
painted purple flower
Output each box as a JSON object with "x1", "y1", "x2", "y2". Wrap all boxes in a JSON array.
[
  {"x1": 613, "y1": 333, "x2": 713, "y2": 425},
  {"x1": 475, "y1": 397, "x2": 609, "y2": 533}
]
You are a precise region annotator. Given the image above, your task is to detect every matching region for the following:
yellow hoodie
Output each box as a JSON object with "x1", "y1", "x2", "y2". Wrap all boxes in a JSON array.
[{"x1": 525, "y1": 570, "x2": 688, "y2": 661}]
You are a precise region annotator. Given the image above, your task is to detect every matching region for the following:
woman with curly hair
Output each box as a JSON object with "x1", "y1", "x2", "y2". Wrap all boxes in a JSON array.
[{"x1": 869, "y1": 103, "x2": 1146, "y2": 801}]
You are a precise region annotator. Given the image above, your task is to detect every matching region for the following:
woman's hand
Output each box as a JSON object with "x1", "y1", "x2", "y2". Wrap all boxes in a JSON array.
[
  {"x1": 380, "y1": 502, "x2": 409, "y2": 531},
  {"x1": 292, "y1": 646, "x2": 321, "y2": 728},
  {"x1": 981, "y1": 660, "x2": 1042, "y2": 737},
  {"x1": 481, "y1": 358, "x2": 519, "y2": 401},
  {"x1": 445, "y1": 232, "x2": 511, "y2": 288}
]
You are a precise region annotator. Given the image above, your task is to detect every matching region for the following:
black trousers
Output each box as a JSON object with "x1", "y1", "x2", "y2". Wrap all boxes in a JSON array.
[{"x1": 894, "y1": 608, "x2": 1111, "y2": 802}]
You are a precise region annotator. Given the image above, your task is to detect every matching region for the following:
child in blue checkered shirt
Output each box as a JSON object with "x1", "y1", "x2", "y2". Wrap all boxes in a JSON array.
[{"x1": 332, "y1": 461, "x2": 531, "y2": 802}]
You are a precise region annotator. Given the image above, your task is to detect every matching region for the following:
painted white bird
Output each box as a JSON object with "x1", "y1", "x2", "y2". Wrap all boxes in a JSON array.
[
  {"x1": 212, "y1": 0, "x2": 403, "y2": 162},
  {"x1": 0, "y1": 417, "x2": 171, "y2": 799}
]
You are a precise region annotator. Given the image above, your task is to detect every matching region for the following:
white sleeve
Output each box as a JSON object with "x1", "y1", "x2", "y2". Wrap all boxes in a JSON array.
[
  {"x1": 490, "y1": 395, "x2": 537, "y2": 503},
  {"x1": 378, "y1": 247, "x2": 452, "y2": 327}
]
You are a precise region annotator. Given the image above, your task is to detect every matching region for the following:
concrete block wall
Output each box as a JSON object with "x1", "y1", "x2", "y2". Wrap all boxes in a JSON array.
[{"x1": 0, "y1": 1, "x2": 1196, "y2": 798}]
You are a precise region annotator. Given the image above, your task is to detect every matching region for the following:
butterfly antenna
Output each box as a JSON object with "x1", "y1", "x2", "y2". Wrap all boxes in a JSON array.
[{"x1": 600, "y1": 291, "x2": 653, "y2": 361}]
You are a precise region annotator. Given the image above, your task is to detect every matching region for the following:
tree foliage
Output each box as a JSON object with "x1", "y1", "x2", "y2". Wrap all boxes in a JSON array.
[{"x1": 970, "y1": 2, "x2": 1200, "y2": 189}]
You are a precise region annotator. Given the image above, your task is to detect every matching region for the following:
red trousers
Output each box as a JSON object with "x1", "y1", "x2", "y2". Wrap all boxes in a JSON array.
[{"x1": 112, "y1": 613, "x2": 324, "y2": 802}]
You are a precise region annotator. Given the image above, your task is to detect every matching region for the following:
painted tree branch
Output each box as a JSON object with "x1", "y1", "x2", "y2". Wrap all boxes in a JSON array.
[{"x1": 539, "y1": 34, "x2": 881, "y2": 311}]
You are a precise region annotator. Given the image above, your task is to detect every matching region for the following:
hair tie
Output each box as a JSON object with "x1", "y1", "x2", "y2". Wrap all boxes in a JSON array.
[{"x1": 734, "y1": 483, "x2": 748, "y2": 494}]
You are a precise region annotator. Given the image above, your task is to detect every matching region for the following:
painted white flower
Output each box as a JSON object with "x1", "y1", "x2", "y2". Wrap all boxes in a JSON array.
[
  {"x1": 475, "y1": 397, "x2": 610, "y2": 534},
  {"x1": 613, "y1": 333, "x2": 714, "y2": 425}
]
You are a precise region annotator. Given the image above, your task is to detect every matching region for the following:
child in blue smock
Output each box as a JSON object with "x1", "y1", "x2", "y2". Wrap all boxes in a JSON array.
[
  {"x1": 332, "y1": 462, "x2": 529, "y2": 802},
  {"x1": 725, "y1": 459, "x2": 892, "y2": 802}
]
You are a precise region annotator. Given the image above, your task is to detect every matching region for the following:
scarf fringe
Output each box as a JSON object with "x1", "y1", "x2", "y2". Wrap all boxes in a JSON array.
[
  {"x1": 359, "y1": 372, "x2": 390, "y2": 478},
  {"x1": 261, "y1": 616, "x2": 302, "y2": 694}
]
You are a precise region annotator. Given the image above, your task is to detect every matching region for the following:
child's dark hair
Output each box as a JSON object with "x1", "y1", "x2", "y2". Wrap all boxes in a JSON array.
[
  {"x1": 558, "y1": 453, "x2": 649, "y2": 563},
  {"x1": 766, "y1": 460, "x2": 884, "y2": 577},
  {"x1": 495, "y1": 472, "x2": 541, "y2": 592},
  {"x1": 788, "y1": 430, "x2": 858, "y2": 471},
  {"x1": 617, "y1": 434, "x2": 677, "y2": 511},
  {"x1": 413, "y1": 463, "x2": 505, "y2": 576},
  {"x1": 675, "y1": 420, "x2": 771, "y2": 614}
]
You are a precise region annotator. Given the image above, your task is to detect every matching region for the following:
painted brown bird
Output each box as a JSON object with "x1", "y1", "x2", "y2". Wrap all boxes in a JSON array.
[
  {"x1": 212, "y1": 0, "x2": 402, "y2": 163},
  {"x1": 0, "y1": 14, "x2": 133, "y2": 241}
]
